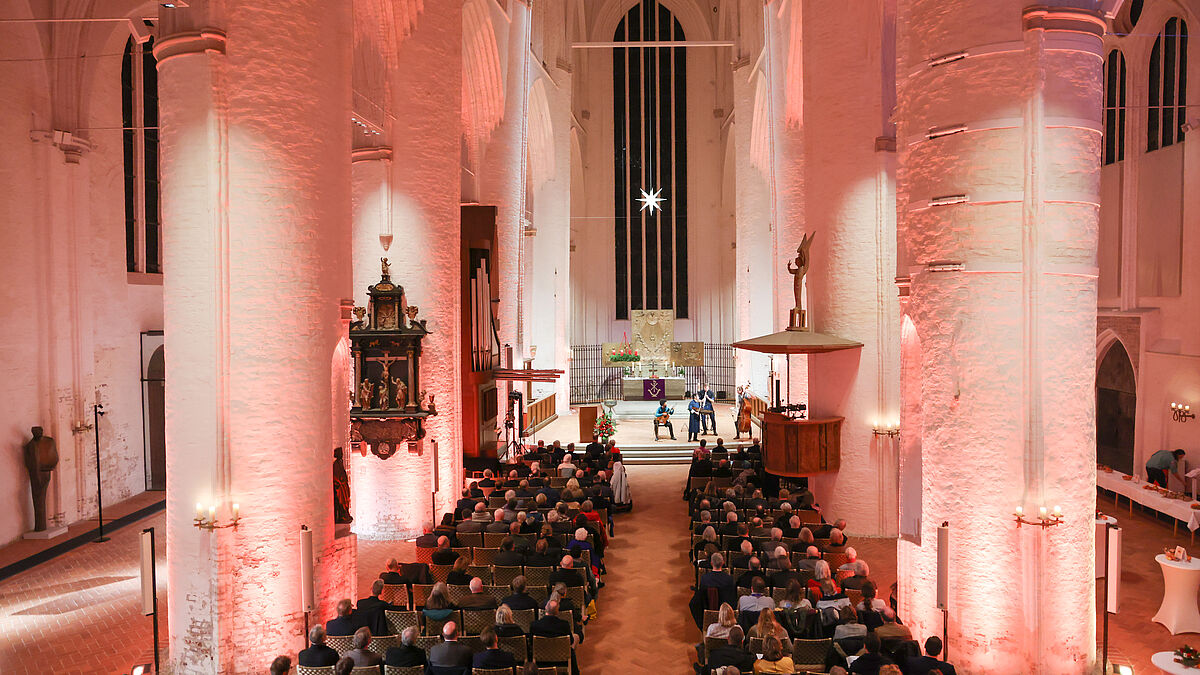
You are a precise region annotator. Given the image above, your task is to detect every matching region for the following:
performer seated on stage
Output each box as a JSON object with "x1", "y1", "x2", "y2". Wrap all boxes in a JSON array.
[{"x1": 654, "y1": 399, "x2": 676, "y2": 441}]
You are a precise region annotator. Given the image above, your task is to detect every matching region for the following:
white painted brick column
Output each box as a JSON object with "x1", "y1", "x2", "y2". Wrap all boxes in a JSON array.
[
  {"x1": 156, "y1": 1, "x2": 356, "y2": 670},
  {"x1": 895, "y1": 2, "x2": 1103, "y2": 671}
]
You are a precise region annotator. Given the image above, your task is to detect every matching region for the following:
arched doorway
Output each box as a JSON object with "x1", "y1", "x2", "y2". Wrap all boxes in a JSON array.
[{"x1": 1096, "y1": 340, "x2": 1136, "y2": 474}]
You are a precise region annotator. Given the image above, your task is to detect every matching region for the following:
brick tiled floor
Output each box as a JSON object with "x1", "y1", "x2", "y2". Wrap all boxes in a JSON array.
[{"x1": 0, "y1": 508, "x2": 167, "y2": 675}]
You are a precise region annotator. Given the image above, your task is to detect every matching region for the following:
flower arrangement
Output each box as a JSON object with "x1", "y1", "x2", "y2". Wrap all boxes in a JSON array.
[
  {"x1": 608, "y1": 346, "x2": 641, "y2": 363},
  {"x1": 1175, "y1": 645, "x2": 1200, "y2": 667},
  {"x1": 593, "y1": 411, "x2": 616, "y2": 441}
]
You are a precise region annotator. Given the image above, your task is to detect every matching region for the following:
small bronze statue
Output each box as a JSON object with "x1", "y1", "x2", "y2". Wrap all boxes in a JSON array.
[
  {"x1": 358, "y1": 379, "x2": 374, "y2": 409},
  {"x1": 392, "y1": 377, "x2": 408, "y2": 409},
  {"x1": 427, "y1": 393, "x2": 437, "y2": 415},
  {"x1": 24, "y1": 427, "x2": 59, "y2": 532},
  {"x1": 416, "y1": 389, "x2": 428, "y2": 410},
  {"x1": 380, "y1": 257, "x2": 391, "y2": 281}
]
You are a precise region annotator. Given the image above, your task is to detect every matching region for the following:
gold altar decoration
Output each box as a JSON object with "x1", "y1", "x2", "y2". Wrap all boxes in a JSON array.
[
  {"x1": 670, "y1": 341, "x2": 705, "y2": 367},
  {"x1": 630, "y1": 309, "x2": 674, "y2": 364}
]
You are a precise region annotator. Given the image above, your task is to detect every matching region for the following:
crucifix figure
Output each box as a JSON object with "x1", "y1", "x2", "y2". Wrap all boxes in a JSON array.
[{"x1": 365, "y1": 352, "x2": 406, "y2": 408}]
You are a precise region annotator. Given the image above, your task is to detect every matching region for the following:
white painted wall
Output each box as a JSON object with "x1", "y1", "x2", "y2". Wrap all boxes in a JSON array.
[
  {"x1": 0, "y1": 12, "x2": 161, "y2": 547},
  {"x1": 569, "y1": 1, "x2": 736, "y2": 347}
]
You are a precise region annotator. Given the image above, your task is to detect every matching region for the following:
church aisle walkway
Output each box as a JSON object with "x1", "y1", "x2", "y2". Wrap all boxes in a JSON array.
[{"x1": 575, "y1": 463, "x2": 698, "y2": 673}]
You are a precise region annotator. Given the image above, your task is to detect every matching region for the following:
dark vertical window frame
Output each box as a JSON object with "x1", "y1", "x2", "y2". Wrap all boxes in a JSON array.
[
  {"x1": 613, "y1": 22, "x2": 629, "y2": 320},
  {"x1": 122, "y1": 39, "x2": 138, "y2": 272},
  {"x1": 1148, "y1": 17, "x2": 1189, "y2": 153},
  {"x1": 142, "y1": 37, "x2": 160, "y2": 273},
  {"x1": 122, "y1": 26, "x2": 161, "y2": 275},
  {"x1": 1103, "y1": 49, "x2": 1126, "y2": 165},
  {"x1": 612, "y1": 1, "x2": 688, "y2": 319},
  {"x1": 672, "y1": 30, "x2": 688, "y2": 318}
]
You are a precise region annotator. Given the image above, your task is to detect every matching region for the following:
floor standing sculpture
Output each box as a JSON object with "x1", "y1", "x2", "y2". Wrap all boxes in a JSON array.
[{"x1": 24, "y1": 426, "x2": 58, "y2": 532}]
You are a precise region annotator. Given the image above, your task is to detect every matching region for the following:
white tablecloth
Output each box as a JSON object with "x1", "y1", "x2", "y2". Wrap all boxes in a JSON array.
[
  {"x1": 1152, "y1": 650, "x2": 1196, "y2": 674},
  {"x1": 1097, "y1": 470, "x2": 1200, "y2": 531},
  {"x1": 1154, "y1": 554, "x2": 1200, "y2": 635}
]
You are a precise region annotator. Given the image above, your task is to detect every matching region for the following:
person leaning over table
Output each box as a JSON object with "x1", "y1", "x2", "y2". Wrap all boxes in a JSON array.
[{"x1": 1146, "y1": 448, "x2": 1187, "y2": 488}]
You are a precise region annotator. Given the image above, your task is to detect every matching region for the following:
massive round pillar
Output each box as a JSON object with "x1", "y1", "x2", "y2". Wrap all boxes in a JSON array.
[
  {"x1": 895, "y1": 2, "x2": 1103, "y2": 671},
  {"x1": 350, "y1": 0, "x2": 464, "y2": 539},
  {"x1": 156, "y1": 1, "x2": 355, "y2": 671}
]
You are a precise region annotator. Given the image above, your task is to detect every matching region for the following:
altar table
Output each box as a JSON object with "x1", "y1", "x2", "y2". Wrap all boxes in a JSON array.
[{"x1": 620, "y1": 376, "x2": 685, "y2": 401}]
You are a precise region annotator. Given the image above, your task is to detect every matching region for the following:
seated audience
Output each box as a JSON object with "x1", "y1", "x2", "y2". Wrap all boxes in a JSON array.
[
  {"x1": 473, "y1": 626, "x2": 518, "y2": 669},
  {"x1": 429, "y1": 621, "x2": 474, "y2": 670},
  {"x1": 736, "y1": 557, "x2": 768, "y2": 589},
  {"x1": 494, "y1": 537, "x2": 526, "y2": 568},
  {"x1": 383, "y1": 626, "x2": 427, "y2": 667},
  {"x1": 494, "y1": 604, "x2": 526, "y2": 637},
  {"x1": 446, "y1": 555, "x2": 473, "y2": 586},
  {"x1": 269, "y1": 656, "x2": 290, "y2": 675},
  {"x1": 325, "y1": 598, "x2": 357, "y2": 636},
  {"x1": 906, "y1": 636, "x2": 957, "y2": 675},
  {"x1": 423, "y1": 582, "x2": 455, "y2": 622},
  {"x1": 355, "y1": 579, "x2": 399, "y2": 636},
  {"x1": 530, "y1": 600, "x2": 576, "y2": 646},
  {"x1": 737, "y1": 577, "x2": 774, "y2": 614},
  {"x1": 706, "y1": 602, "x2": 738, "y2": 639},
  {"x1": 458, "y1": 577, "x2": 499, "y2": 610},
  {"x1": 526, "y1": 537, "x2": 560, "y2": 567},
  {"x1": 344, "y1": 626, "x2": 383, "y2": 669},
  {"x1": 838, "y1": 547, "x2": 871, "y2": 590},
  {"x1": 747, "y1": 608, "x2": 791, "y2": 653},
  {"x1": 752, "y1": 635, "x2": 794, "y2": 674},
  {"x1": 549, "y1": 555, "x2": 586, "y2": 589},
  {"x1": 705, "y1": 626, "x2": 755, "y2": 675},
  {"x1": 379, "y1": 558, "x2": 404, "y2": 584},
  {"x1": 874, "y1": 607, "x2": 912, "y2": 642},
  {"x1": 502, "y1": 576, "x2": 539, "y2": 611},
  {"x1": 848, "y1": 633, "x2": 895, "y2": 675},
  {"x1": 431, "y1": 536, "x2": 458, "y2": 565},
  {"x1": 486, "y1": 509, "x2": 511, "y2": 533},
  {"x1": 777, "y1": 579, "x2": 811, "y2": 610},
  {"x1": 415, "y1": 523, "x2": 439, "y2": 549},
  {"x1": 299, "y1": 625, "x2": 339, "y2": 667}
]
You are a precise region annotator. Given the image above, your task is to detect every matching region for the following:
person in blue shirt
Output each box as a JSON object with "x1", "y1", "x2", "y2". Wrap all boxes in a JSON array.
[
  {"x1": 1146, "y1": 448, "x2": 1186, "y2": 488},
  {"x1": 687, "y1": 394, "x2": 702, "y2": 442},
  {"x1": 654, "y1": 399, "x2": 676, "y2": 440}
]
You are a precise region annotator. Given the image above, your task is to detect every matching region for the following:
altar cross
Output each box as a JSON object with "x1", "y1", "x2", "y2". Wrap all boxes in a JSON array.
[{"x1": 366, "y1": 352, "x2": 405, "y2": 378}]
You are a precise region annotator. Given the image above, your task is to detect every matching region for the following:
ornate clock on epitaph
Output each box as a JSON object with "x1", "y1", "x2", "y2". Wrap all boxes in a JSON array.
[{"x1": 349, "y1": 258, "x2": 436, "y2": 459}]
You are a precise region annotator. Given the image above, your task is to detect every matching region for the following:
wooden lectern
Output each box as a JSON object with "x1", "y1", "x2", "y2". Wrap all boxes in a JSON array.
[{"x1": 578, "y1": 405, "x2": 599, "y2": 443}]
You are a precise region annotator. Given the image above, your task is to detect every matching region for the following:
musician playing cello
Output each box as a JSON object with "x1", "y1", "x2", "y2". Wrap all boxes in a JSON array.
[{"x1": 654, "y1": 399, "x2": 676, "y2": 441}]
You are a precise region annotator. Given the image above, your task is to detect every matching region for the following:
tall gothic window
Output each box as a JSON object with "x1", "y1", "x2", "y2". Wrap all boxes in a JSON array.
[
  {"x1": 1147, "y1": 17, "x2": 1188, "y2": 152},
  {"x1": 1103, "y1": 49, "x2": 1127, "y2": 164},
  {"x1": 122, "y1": 32, "x2": 161, "y2": 274},
  {"x1": 612, "y1": 0, "x2": 687, "y2": 320}
]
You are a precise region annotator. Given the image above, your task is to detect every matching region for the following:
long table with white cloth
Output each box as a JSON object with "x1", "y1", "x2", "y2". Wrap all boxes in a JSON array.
[{"x1": 1097, "y1": 469, "x2": 1200, "y2": 540}]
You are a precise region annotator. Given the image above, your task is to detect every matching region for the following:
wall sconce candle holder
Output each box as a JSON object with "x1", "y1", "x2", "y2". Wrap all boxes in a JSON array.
[
  {"x1": 1171, "y1": 402, "x2": 1195, "y2": 423},
  {"x1": 193, "y1": 502, "x2": 241, "y2": 531},
  {"x1": 1014, "y1": 504, "x2": 1063, "y2": 529},
  {"x1": 872, "y1": 422, "x2": 900, "y2": 438}
]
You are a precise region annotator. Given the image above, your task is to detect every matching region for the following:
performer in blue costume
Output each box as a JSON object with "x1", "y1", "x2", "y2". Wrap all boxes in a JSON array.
[
  {"x1": 699, "y1": 384, "x2": 717, "y2": 435},
  {"x1": 687, "y1": 394, "x2": 702, "y2": 442}
]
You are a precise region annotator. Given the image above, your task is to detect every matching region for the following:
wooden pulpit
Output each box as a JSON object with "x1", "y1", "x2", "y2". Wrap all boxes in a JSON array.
[
  {"x1": 761, "y1": 412, "x2": 842, "y2": 476},
  {"x1": 578, "y1": 405, "x2": 599, "y2": 443}
]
